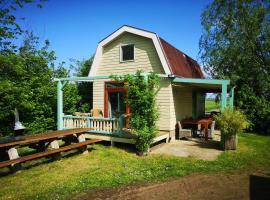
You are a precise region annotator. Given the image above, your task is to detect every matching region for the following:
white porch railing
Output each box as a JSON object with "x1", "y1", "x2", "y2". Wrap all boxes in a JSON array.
[{"x1": 63, "y1": 115, "x2": 123, "y2": 135}]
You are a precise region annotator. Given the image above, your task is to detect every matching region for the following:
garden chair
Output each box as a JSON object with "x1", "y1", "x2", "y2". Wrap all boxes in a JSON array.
[
  {"x1": 177, "y1": 121, "x2": 192, "y2": 139},
  {"x1": 198, "y1": 121, "x2": 216, "y2": 139},
  {"x1": 90, "y1": 109, "x2": 103, "y2": 117}
]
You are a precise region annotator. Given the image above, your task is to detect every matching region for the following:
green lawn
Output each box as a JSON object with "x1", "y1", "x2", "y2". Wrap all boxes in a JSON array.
[
  {"x1": 0, "y1": 133, "x2": 270, "y2": 200},
  {"x1": 205, "y1": 99, "x2": 220, "y2": 112}
]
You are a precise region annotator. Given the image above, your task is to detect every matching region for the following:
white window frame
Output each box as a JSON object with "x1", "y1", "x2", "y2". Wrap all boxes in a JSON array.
[{"x1": 120, "y1": 44, "x2": 135, "y2": 63}]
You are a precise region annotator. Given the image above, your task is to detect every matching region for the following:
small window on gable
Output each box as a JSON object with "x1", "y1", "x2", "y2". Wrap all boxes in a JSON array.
[{"x1": 120, "y1": 44, "x2": 134, "y2": 62}]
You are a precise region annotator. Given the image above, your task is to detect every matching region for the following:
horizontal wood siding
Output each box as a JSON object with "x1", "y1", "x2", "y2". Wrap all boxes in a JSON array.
[
  {"x1": 156, "y1": 79, "x2": 173, "y2": 131},
  {"x1": 97, "y1": 32, "x2": 164, "y2": 75},
  {"x1": 172, "y1": 86, "x2": 193, "y2": 123},
  {"x1": 93, "y1": 32, "x2": 172, "y2": 131},
  {"x1": 93, "y1": 79, "x2": 105, "y2": 113}
]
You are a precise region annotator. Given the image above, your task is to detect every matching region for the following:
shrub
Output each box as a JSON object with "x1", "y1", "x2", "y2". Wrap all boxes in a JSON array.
[
  {"x1": 215, "y1": 109, "x2": 250, "y2": 136},
  {"x1": 112, "y1": 71, "x2": 160, "y2": 153}
]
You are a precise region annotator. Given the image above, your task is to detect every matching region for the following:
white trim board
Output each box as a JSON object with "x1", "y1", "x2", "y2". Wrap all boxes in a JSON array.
[{"x1": 88, "y1": 25, "x2": 172, "y2": 76}]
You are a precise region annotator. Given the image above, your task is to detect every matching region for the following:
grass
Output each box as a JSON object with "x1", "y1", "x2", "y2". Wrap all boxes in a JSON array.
[
  {"x1": 205, "y1": 99, "x2": 220, "y2": 112},
  {"x1": 0, "y1": 133, "x2": 270, "y2": 200}
]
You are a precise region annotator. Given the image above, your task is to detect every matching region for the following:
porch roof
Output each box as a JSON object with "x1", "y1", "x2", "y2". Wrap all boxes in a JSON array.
[{"x1": 172, "y1": 77, "x2": 230, "y2": 93}]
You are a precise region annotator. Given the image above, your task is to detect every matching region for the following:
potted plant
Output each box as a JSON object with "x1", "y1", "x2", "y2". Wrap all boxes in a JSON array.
[{"x1": 215, "y1": 109, "x2": 249, "y2": 150}]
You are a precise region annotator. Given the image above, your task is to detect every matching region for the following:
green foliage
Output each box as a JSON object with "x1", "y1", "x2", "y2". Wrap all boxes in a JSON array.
[
  {"x1": 205, "y1": 99, "x2": 220, "y2": 111},
  {"x1": 0, "y1": 32, "x2": 80, "y2": 135},
  {"x1": 215, "y1": 109, "x2": 250, "y2": 136},
  {"x1": 0, "y1": 0, "x2": 46, "y2": 53},
  {"x1": 113, "y1": 71, "x2": 160, "y2": 153},
  {"x1": 200, "y1": 0, "x2": 270, "y2": 134},
  {"x1": 75, "y1": 58, "x2": 93, "y2": 112}
]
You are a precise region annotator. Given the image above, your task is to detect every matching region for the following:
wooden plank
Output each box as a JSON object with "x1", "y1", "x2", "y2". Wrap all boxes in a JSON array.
[
  {"x1": 85, "y1": 134, "x2": 136, "y2": 144},
  {"x1": 0, "y1": 139, "x2": 101, "y2": 168},
  {"x1": 0, "y1": 128, "x2": 92, "y2": 149}
]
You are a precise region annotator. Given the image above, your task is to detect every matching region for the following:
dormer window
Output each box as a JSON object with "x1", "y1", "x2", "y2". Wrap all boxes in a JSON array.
[{"x1": 120, "y1": 44, "x2": 134, "y2": 62}]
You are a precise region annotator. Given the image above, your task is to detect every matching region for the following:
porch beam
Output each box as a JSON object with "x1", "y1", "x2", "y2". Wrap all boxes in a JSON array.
[
  {"x1": 54, "y1": 73, "x2": 170, "y2": 82},
  {"x1": 173, "y1": 77, "x2": 230, "y2": 85},
  {"x1": 57, "y1": 81, "x2": 63, "y2": 130},
  {"x1": 54, "y1": 75, "x2": 111, "y2": 82},
  {"x1": 229, "y1": 86, "x2": 235, "y2": 110},
  {"x1": 221, "y1": 83, "x2": 228, "y2": 112}
]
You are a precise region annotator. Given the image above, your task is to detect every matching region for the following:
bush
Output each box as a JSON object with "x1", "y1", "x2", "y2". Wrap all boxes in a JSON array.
[
  {"x1": 135, "y1": 127, "x2": 158, "y2": 153},
  {"x1": 215, "y1": 109, "x2": 250, "y2": 136},
  {"x1": 112, "y1": 71, "x2": 160, "y2": 154}
]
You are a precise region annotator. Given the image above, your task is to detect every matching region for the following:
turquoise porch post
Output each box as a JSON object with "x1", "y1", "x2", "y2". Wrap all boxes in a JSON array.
[
  {"x1": 221, "y1": 83, "x2": 228, "y2": 112},
  {"x1": 229, "y1": 87, "x2": 235, "y2": 110},
  {"x1": 57, "y1": 80, "x2": 63, "y2": 130}
]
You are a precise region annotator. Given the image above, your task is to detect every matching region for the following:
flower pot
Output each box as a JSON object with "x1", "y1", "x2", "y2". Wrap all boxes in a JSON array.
[{"x1": 221, "y1": 134, "x2": 238, "y2": 150}]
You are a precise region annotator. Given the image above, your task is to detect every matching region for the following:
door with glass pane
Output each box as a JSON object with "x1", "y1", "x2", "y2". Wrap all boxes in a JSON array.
[{"x1": 104, "y1": 82, "x2": 129, "y2": 118}]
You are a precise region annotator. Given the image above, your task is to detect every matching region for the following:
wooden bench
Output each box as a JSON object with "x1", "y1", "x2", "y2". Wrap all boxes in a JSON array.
[{"x1": 0, "y1": 139, "x2": 101, "y2": 168}]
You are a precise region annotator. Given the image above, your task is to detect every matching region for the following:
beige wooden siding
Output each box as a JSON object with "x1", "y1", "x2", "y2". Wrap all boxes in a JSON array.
[
  {"x1": 92, "y1": 79, "x2": 106, "y2": 113},
  {"x1": 93, "y1": 32, "x2": 173, "y2": 131},
  {"x1": 172, "y1": 86, "x2": 193, "y2": 123},
  {"x1": 156, "y1": 79, "x2": 174, "y2": 131},
  {"x1": 93, "y1": 78, "x2": 173, "y2": 131},
  {"x1": 96, "y1": 32, "x2": 164, "y2": 75}
]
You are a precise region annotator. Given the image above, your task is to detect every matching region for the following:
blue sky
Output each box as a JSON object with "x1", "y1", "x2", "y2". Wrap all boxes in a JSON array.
[{"x1": 15, "y1": 0, "x2": 212, "y2": 65}]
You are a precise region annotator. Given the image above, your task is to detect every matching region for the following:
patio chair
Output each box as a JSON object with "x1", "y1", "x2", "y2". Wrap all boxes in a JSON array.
[
  {"x1": 198, "y1": 121, "x2": 216, "y2": 139},
  {"x1": 208, "y1": 121, "x2": 216, "y2": 138},
  {"x1": 177, "y1": 121, "x2": 192, "y2": 139},
  {"x1": 90, "y1": 109, "x2": 103, "y2": 117}
]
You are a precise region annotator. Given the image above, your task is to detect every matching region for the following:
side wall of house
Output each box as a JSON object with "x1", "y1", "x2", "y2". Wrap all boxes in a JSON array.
[
  {"x1": 171, "y1": 88, "x2": 206, "y2": 130},
  {"x1": 172, "y1": 86, "x2": 193, "y2": 123},
  {"x1": 93, "y1": 32, "x2": 173, "y2": 131}
]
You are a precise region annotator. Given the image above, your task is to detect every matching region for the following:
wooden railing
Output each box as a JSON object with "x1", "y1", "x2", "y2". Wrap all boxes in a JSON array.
[{"x1": 63, "y1": 115, "x2": 123, "y2": 135}]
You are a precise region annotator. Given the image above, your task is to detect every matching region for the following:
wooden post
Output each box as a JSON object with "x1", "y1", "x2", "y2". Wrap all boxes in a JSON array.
[
  {"x1": 229, "y1": 87, "x2": 235, "y2": 110},
  {"x1": 111, "y1": 140, "x2": 115, "y2": 147},
  {"x1": 221, "y1": 83, "x2": 227, "y2": 112}
]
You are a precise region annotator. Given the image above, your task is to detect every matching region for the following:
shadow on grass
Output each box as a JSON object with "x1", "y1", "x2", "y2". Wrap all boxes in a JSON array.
[{"x1": 183, "y1": 138, "x2": 222, "y2": 151}]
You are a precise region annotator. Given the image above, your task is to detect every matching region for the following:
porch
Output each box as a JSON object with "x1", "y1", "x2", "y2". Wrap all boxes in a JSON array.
[{"x1": 54, "y1": 74, "x2": 233, "y2": 146}]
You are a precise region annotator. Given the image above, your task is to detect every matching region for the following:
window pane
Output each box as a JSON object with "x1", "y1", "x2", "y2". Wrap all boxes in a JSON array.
[{"x1": 122, "y1": 45, "x2": 134, "y2": 61}]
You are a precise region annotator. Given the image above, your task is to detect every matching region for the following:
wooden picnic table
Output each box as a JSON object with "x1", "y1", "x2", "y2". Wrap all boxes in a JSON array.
[
  {"x1": 181, "y1": 118, "x2": 213, "y2": 141},
  {"x1": 0, "y1": 128, "x2": 101, "y2": 169},
  {"x1": 0, "y1": 128, "x2": 91, "y2": 149}
]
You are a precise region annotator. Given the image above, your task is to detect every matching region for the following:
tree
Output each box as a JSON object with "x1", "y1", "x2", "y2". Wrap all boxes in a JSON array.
[
  {"x1": 0, "y1": 32, "x2": 80, "y2": 135},
  {"x1": 0, "y1": 0, "x2": 45, "y2": 53},
  {"x1": 200, "y1": 0, "x2": 270, "y2": 134},
  {"x1": 72, "y1": 57, "x2": 93, "y2": 112},
  {"x1": 0, "y1": 0, "x2": 88, "y2": 136}
]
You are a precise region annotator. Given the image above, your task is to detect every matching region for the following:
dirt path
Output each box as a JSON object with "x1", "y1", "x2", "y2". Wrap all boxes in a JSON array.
[{"x1": 72, "y1": 169, "x2": 270, "y2": 200}]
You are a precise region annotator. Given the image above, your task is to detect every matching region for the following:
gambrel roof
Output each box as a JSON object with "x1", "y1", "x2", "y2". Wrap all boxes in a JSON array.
[{"x1": 89, "y1": 25, "x2": 204, "y2": 78}]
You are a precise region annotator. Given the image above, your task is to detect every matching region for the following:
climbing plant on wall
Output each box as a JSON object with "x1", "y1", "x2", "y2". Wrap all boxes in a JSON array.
[{"x1": 113, "y1": 70, "x2": 160, "y2": 154}]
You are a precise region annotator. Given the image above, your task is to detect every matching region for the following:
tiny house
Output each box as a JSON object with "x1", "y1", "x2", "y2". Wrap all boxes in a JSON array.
[{"x1": 57, "y1": 25, "x2": 233, "y2": 144}]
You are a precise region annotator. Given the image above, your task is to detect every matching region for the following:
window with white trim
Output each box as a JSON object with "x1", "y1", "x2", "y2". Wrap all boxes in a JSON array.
[{"x1": 120, "y1": 44, "x2": 134, "y2": 62}]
